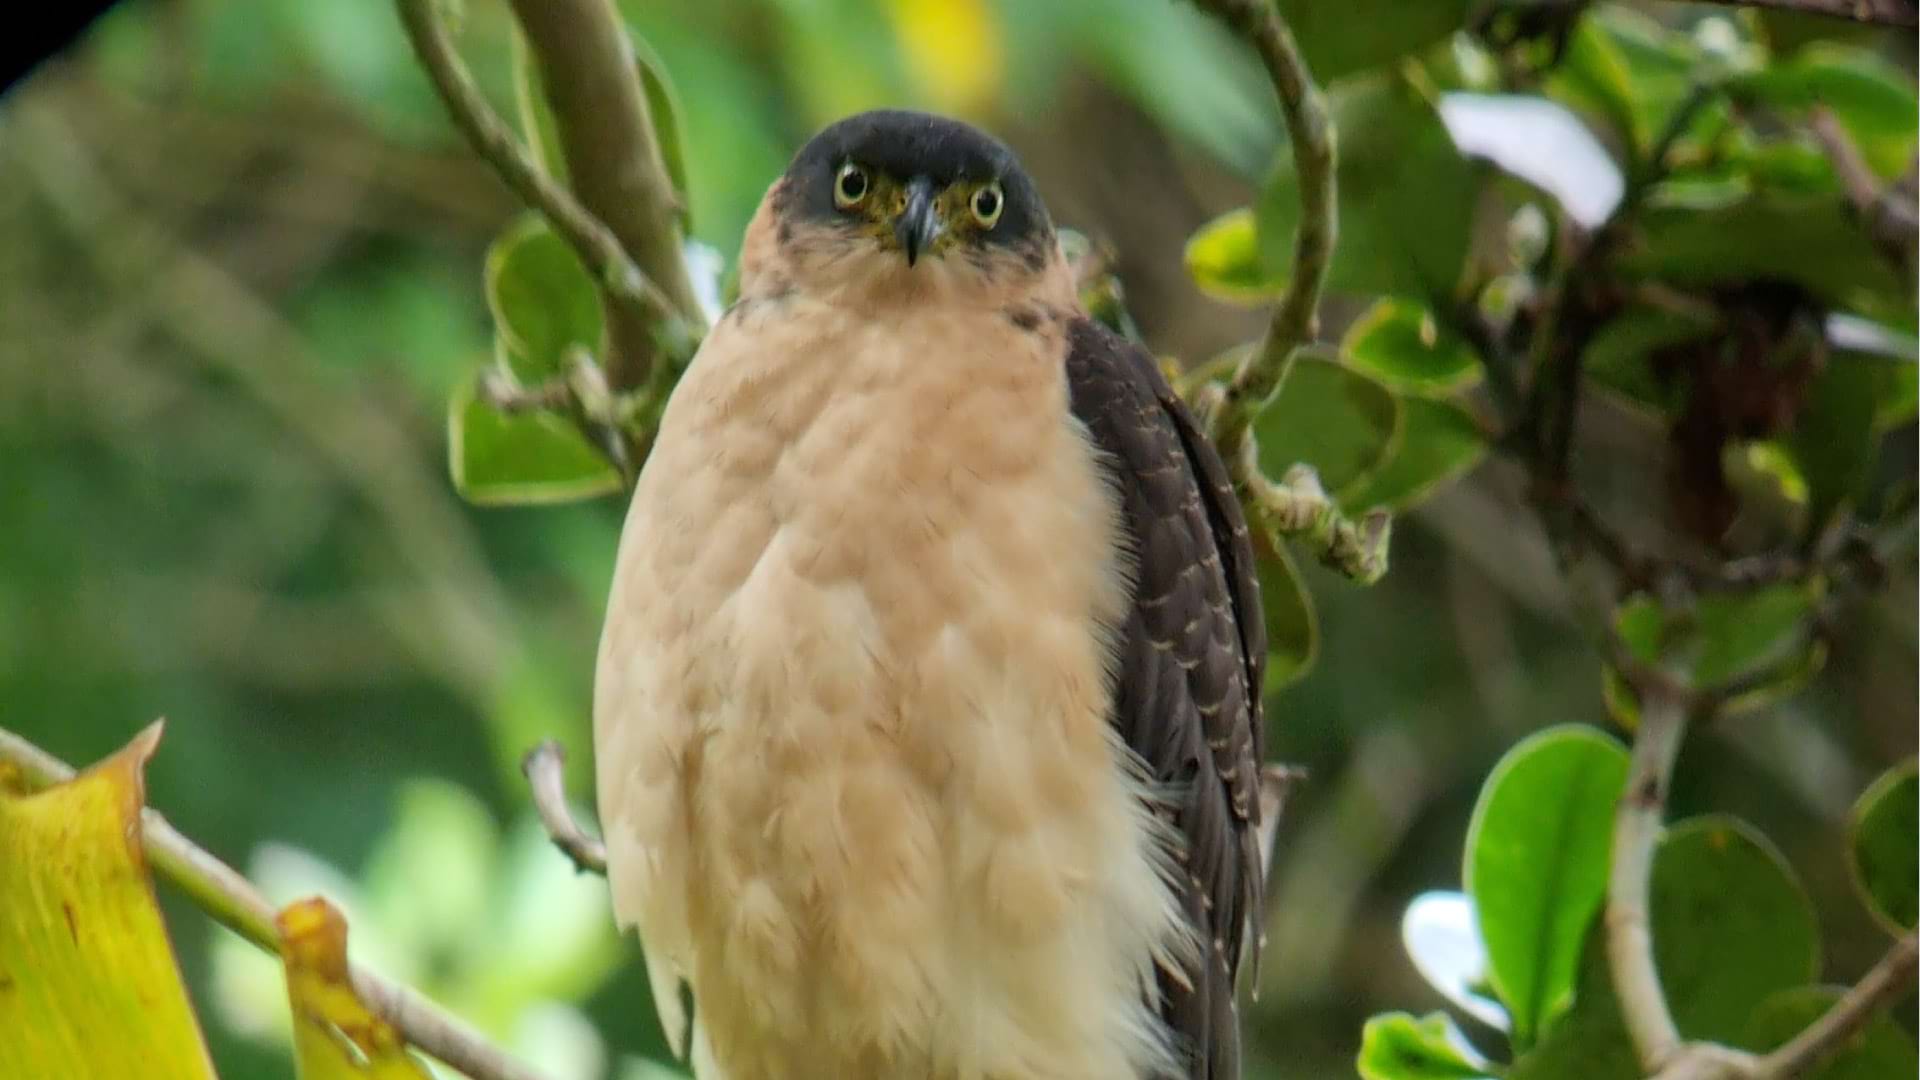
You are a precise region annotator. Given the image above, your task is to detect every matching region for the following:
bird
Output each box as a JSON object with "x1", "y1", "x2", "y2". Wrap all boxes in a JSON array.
[{"x1": 593, "y1": 108, "x2": 1267, "y2": 1080}]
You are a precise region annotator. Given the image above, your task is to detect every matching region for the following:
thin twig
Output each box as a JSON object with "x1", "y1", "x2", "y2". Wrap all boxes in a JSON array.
[
  {"x1": 1606, "y1": 682, "x2": 1691, "y2": 1073},
  {"x1": 521, "y1": 740, "x2": 608, "y2": 875},
  {"x1": 1188, "y1": 0, "x2": 1336, "y2": 467},
  {"x1": 1692, "y1": 0, "x2": 1916, "y2": 25},
  {"x1": 504, "y1": 0, "x2": 708, "y2": 390},
  {"x1": 0, "y1": 725, "x2": 554, "y2": 1080},
  {"x1": 1808, "y1": 106, "x2": 1919, "y2": 271},
  {"x1": 1755, "y1": 935, "x2": 1919, "y2": 1077},
  {"x1": 393, "y1": 0, "x2": 694, "y2": 372},
  {"x1": 1236, "y1": 448, "x2": 1392, "y2": 584}
]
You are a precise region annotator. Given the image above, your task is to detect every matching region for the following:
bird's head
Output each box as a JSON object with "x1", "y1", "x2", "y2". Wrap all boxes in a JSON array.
[{"x1": 742, "y1": 110, "x2": 1063, "y2": 304}]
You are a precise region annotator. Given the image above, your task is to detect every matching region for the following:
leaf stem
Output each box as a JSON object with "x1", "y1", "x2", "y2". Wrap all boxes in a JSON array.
[
  {"x1": 0, "y1": 725, "x2": 555, "y2": 1080},
  {"x1": 1606, "y1": 682, "x2": 1690, "y2": 1072}
]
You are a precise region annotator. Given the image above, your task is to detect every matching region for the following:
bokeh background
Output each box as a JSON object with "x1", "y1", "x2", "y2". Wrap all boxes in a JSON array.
[{"x1": 1, "y1": 1, "x2": 1913, "y2": 1078}]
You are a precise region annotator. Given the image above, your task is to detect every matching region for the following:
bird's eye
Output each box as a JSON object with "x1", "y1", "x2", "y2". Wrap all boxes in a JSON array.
[
  {"x1": 971, "y1": 182, "x2": 1004, "y2": 227},
  {"x1": 834, "y1": 164, "x2": 870, "y2": 209}
]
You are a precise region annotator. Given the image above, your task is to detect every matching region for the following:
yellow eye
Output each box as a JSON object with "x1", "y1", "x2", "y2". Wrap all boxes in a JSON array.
[
  {"x1": 971, "y1": 182, "x2": 1004, "y2": 227},
  {"x1": 834, "y1": 163, "x2": 870, "y2": 209}
]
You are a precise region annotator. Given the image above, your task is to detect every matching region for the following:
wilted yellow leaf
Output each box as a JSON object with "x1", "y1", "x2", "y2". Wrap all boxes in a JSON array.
[
  {"x1": 278, "y1": 896, "x2": 432, "y2": 1080},
  {"x1": 0, "y1": 723, "x2": 219, "y2": 1080}
]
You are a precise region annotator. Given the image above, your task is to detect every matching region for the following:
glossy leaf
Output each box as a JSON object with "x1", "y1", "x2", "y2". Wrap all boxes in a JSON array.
[
  {"x1": 1463, "y1": 726, "x2": 1629, "y2": 1047},
  {"x1": 1356, "y1": 1012, "x2": 1492, "y2": 1080},
  {"x1": 1184, "y1": 207, "x2": 1282, "y2": 304},
  {"x1": 1253, "y1": 351, "x2": 1402, "y2": 495},
  {"x1": 278, "y1": 898, "x2": 433, "y2": 1080},
  {"x1": 1341, "y1": 298, "x2": 1483, "y2": 393},
  {"x1": 1341, "y1": 396, "x2": 1488, "y2": 514},
  {"x1": 1274, "y1": 0, "x2": 1472, "y2": 82},
  {"x1": 1400, "y1": 891, "x2": 1509, "y2": 1032},
  {"x1": 1438, "y1": 93, "x2": 1623, "y2": 228},
  {"x1": 448, "y1": 382, "x2": 622, "y2": 506},
  {"x1": 1609, "y1": 583, "x2": 1820, "y2": 709},
  {"x1": 1650, "y1": 815, "x2": 1820, "y2": 1044},
  {"x1": 1787, "y1": 354, "x2": 1882, "y2": 534},
  {"x1": 0, "y1": 725, "x2": 218, "y2": 1080},
  {"x1": 1505, "y1": 922, "x2": 1637, "y2": 1080},
  {"x1": 1847, "y1": 760, "x2": 1918, "y2": 934},
  {"x1": 1741, "y1": 985, "x2": 1919, "y2": 1079},
  {"x1": 1258, "y1": 75, "x2": 1477, "y2": 301},
  {"x1": 1548, "y1": 6, "x2": 1698, "y2": 164},
  {"x1": 1256, "y1": 543, "x2": 1318, "y2": 694},
  {"x1": 485, "y1": 215, "x2": 606, "y2": 382}
]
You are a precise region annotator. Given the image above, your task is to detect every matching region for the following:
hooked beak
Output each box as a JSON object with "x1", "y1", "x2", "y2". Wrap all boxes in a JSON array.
[{"x1": 895, "y1": 176, "x2": 940, "y2": 267}]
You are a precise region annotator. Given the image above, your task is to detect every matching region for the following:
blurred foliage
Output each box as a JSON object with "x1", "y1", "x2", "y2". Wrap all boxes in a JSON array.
[{"x1": 1, "y1": 0, "x2": 1915, "y2": 1078}]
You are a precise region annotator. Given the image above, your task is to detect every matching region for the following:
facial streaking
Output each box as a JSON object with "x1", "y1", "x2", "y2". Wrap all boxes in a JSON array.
[{"x1": 768, "y1": 109, "x2": 1055, "y2": 273}]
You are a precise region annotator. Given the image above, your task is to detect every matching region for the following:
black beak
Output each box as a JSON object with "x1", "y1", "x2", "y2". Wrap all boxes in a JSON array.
[{"x1": 895, "y1": 177, "x2": 940, "y2": 267}]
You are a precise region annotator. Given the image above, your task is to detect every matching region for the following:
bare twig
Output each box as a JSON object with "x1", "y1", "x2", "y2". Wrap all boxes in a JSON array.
[
  {"x1": 1692, "y1": 0, "x2": 1916, "y2": 25},
  {"x1": 393, "y1": 0, "x2": 696, "y2": 380},
  {"x1": 521, "y1": 740, "x2": 608, "y2": 875},
  {"x1": 1237, "y1": 450, "x2": 1392, "y2": 584},
  {"x1": 504, "y1": 0, "x2": 707, "y2": 391},
  {"x1": 1809, "y1": 107, "x2": 1919, "y2": 271},
  {"x1": 1187, "y1": 0, "x2": 1336, "y2": 467},
  {"x1": 1606, "y1": 682, "x2": 1691, "y2": 1073},
  {"x1": 0, "y1": 725, "x2": 554, "y2": 1080},
  {"x1": 1755, "y1": 935, "x2": 1919, "y2": 1077}
]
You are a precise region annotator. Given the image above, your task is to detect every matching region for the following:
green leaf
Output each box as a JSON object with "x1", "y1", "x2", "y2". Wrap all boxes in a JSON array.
[
  {"x1": 1786, "y1": 354, "x2": 1882, "y2": 534},
  {"x1": 511, "y1": 30, "x2": 569, "y2": 181},
  {"x1": 1620, "y1": 195, "x2": 1909, "y2": 325},
  {"x1": 1256, "y1": 543, "x2": 1318, "y2": 693},
  {"x1": 1342, "y1": 298, "x2": 1484, "y2": 393},
  {"x1": 1735, "y1": 44, "x2": 1919, "y2": 180},
  {"x1": 1847, "y1": 760, "x2": 1918, "y2": 934},
  {"x1": 1184, "y1": 208, "x2": 1282, "y2": 304},
  {"x1": 1650, "y1": 815, "x2": 1820, "y2": 1044},
  {"x1": 1252, "y1": 351, "x2": 1402, "y2": 495},
  {"x1": 448, "y1": 382, "x2": 622, "y2": 506},
  {"x1": 1608, "y1": 583, "x2": 1821, "y2": 711},
  {"x1": 1341, "y1": 396, "x2": 1488, "y2": 514},
  {"x1": 1356, "y1": 1012, "x2": 1492, "y2": 1080},
  {"x1": 1438, "y1": 93, "x2": 1624, "y2": 229},
  {"x1": 1582, "y1": 305, "x2": 1719, "y2": 416},
  {"x1": 1274, "y1": 0, "x2": 1472, "y2": 82},
  {"x1": 485, "y1": 215, "x2": 606, "y2": 382},
  {"x1": 1741, "y1": 985, "x2": 1919, "y2": 1079},
  {"x1": 1464, "y1": 725, "x2": 1630, "y2": 1047},
  {"x1": 1258, "y1": 75, "x2": 1477, "y2": 301},
  {"x1": 1548, "y1": 6, "x2": 1699, "y2": 165},
  {"x1": 1506, "y1": 922, "x2": 1637, "y2": 1080},
  {"x1": 631, "y1": 32, "x2": 693, "y2": 226},
  {"x1": 0, "y1": 726, "x2": 219, "y2": 1080}
]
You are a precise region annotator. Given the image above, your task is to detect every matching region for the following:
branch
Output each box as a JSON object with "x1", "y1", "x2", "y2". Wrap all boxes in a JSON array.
[
  {"x1": 1188, "y1": 0, "x2": 1336, "y2": 467},
  {"x1": 1755, "y1": 935, "x2": 1919, "y2": 1077},
  {"x1": 521, "y1": 740, "x2": 608, "y2": 875},
  {"x1": 1239, "y1": 456, "x2": 1392, "y2": 584},
  {"x1": 504, "y1": 0, "x2": 708, "y2": 391},
  {"x1": 393, "y1": 0, "x2": 697, "y2": 391},
  {"x1": 1691, "y1": 0, "x2": 1917, "y2": 25},
  {"x1": 0, "y1": 725, "x2": 555, "y2": 1080},
  {"x1": 1809, "y1": 106, "x2": 1919, "y2": 271},
  {"x1": 1606, "y1": 682, "x2": 1691, "y2": 1073}
]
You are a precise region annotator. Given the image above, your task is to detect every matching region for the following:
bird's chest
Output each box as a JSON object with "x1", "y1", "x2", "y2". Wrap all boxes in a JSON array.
[{"x1": 615, "y1": 303, "x2": 1153, "y2": 1073}]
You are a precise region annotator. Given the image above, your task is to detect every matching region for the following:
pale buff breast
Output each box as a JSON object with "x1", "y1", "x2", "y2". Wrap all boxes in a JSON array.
[{"x1": 594, "y1": 291, "x2": 1191, "y2": 1080}]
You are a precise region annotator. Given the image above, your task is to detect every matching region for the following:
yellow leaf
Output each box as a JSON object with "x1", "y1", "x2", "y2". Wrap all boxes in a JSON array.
[
  {"x1": 885, "y1": 0, "x2": 1003, "y2": 114},
  {"x1": 278, "y1": 897, "x2": 432, "y2": 1080},
  {"x1": 0, "y1": 723, "x2": 219, "y2": 1080}
]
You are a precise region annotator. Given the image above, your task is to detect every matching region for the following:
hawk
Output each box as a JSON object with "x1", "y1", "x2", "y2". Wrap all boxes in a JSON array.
[{"x1": 595, "y1": 109, "x2": 1267, "y2": 1080}]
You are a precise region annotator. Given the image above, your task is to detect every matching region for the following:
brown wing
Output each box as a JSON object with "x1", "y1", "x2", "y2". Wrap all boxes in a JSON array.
[{"x1": 1063, "y1": 317, "x2": 1267, "y2": 1080}]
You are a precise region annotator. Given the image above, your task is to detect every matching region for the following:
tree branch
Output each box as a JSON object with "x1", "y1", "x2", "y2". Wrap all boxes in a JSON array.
[
  {"x1": 1755, "y1": 934, "x2": 1919, "y2": 1077},
  {"x1": 504, "y1": 0, "x2": 708, "y2": 391},
  {"x1": 521, "y1": 740, "x2": 608, "y2": 875},
  {"x1": 1692, "y1": 0, "x2": 1916, "y2": 25},
  {"x1": 1187, "y1": 0, "x2": 1336, "y2": 468},
  {"x1": 1606, "y1": 682, "x2": 1691, "y2": 1073},
  {"x1": 1809, "y1": 106, "x2": 1919, "y2": 272},
  {"x1": 393, "y1": 0, "x2": 697, "y2": 389},
  {"x1": 0, "y1": 725, "x2": 555, "y2": 1080}
]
